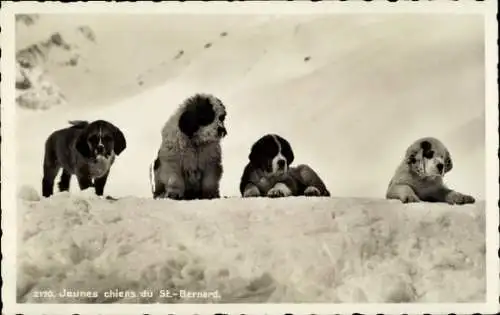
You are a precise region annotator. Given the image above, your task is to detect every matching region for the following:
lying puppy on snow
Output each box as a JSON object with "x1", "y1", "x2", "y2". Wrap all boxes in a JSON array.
[
  {"x1": 42, "y1": 120, "x2": 127, "y2": 198},
  {"x1": 240, "y1": 134, "x2": 330, "y2": 198},
  {"x1": 386, "y1": 137, "x2": 475, "y2": 205}
]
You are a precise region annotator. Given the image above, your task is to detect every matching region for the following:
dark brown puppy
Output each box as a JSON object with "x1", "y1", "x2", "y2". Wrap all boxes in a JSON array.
[
  {"x1": 42, "y1": 120, "x2": 126, "y2": 198},
  {"x1": 240, "y1": 134, "x2": 330, "y2": 198}
]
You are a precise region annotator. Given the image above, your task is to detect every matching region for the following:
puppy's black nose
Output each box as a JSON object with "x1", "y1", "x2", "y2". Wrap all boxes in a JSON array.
[
  {"x1": 96, "y1": 145, "x2": 105, "y2": 154},
  {"x1": 437, "y1": 163, "x2": 444, "y2": 173},
  {"x1": 218, "y1": 127, "x2": 227, "y2": 137},
  {"x1": 277, "y1": 159, "x2": 286, "y2": 169}
]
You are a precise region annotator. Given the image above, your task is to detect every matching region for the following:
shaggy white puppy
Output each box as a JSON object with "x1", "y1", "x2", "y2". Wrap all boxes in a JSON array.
[{"x1": 149, "y1": 93, "x2": 227, "y2": 200}]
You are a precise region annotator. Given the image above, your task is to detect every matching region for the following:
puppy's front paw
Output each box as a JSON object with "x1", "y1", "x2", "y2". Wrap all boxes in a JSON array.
[
  {"x1": 267, "y1": 183, "x2": 292, "y2": 198},
  {"x1": 166, "y1": 189, "x2": 183, "y2": 200},
  {"x1": 446, "y1": 191, "x2": 475, "y2": 205},
  {"x1": 243, "y1": 186, "x2": 261, "y2": 198},
  {"x1": 387, "y1": 185, "x2": 421, "y2": 204},
  {"x1": 401, "y1": 193, "x2": 421, "y2": 204},
  {"x1": 201, "y1": 190, "x2": 220, "y2": 200},
  {"x1": 304, "y1": 186, "x2": 321, "y2": 197},
  {"x1": 267, "y1": 188, "x2": 286, "y2": 198}
]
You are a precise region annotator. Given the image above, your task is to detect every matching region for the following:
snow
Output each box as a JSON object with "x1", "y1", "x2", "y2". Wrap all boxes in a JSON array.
[
  {"x1": 17, "y1": 191, "x2": 485, "y2": 303},
  {"x1": 10, "y1": 13, "x2": 490, "y2": 304}
]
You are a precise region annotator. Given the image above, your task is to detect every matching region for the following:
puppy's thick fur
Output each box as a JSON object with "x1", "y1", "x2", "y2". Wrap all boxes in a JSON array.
[
  {"x1": 42, "y1": 120, "x2": 127, "y2": 197},
  {"x1": 386, "y1": 137, "x2": 475, "y2": 205},
  {"x1": 150, "y1": 93, "x2": 227, "y2": 200},
  {"x1": 240, "y1": 134, "x2": 330, "y2": 198}
]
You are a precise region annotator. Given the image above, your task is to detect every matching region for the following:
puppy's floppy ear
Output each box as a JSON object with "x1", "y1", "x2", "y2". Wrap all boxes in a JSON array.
[
  {"x1": 248, "y1": 139, "x2": 266, "y2": 168},
  {"x1": 444, "y1": 149, "x2": 453, "y2": 173},
  {"x1": 406, "y1": 154, "x2": 417, "y2": 165},
  {"x1": 179, "y1": 94, "x2": 216, "y2": 137},
  {"x1": 179, "y1": 109, "x2": 199, "y2": 138},
  {"x1": 110, "y1": 124, "x2": 127, "y2": 155},
  {"x1": 405, "y1": 144, "x2": 419, "y2": 165},
  {"x1": 279, "y1": 136, "x2": 294, "y2": 165},
  {"x1": 75, "y1": 131, "x2": 92, "y2": 158}
]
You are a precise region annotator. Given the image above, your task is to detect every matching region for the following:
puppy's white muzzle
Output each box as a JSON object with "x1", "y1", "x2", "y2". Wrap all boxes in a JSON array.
[
  {"x1": 423, "y1": 157, "x2": 445, "y2": 178},
  {"x1": 272, "y1": 153, "x2": 288, "y2": 174}
]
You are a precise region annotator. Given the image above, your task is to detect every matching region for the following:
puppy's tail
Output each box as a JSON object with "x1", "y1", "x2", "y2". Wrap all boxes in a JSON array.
[{"x1": 68, "y1": 120, "x2": 89, "y2": 128}]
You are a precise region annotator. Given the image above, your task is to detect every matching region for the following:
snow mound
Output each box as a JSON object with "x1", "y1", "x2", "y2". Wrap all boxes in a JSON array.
[
  {"x1": 15, "y1": 15, "x2": 96, "y2": 110},
  {"x1": 17, "y1": 195, "x2": 485, "y2": 303},
  {"x1": 17, "y1": 185, "x2": 41, "y2": 202},
  {"x1": 16, "y1": 61, "x2": 67, "y2": 110}
]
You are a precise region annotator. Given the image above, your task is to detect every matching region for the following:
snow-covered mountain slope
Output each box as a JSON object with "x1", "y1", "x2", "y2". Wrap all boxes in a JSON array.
[{"x1": 15, "y1": 14, "x2": 485, "y2": 200}]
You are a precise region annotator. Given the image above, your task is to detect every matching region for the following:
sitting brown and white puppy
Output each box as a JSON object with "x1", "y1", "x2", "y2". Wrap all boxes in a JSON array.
[
  {"x1": 240, "y1": 134, "x2": 330, "y2": 198},
  {"x1": 149, "y1": 93, "x2": 227, "y2": 200},
  {"x1": 386, "y1": 137, "x2": 475, "y2": 205},
  {"x1": 42, "y1": 120, "x2": 127, "y2": 198}
]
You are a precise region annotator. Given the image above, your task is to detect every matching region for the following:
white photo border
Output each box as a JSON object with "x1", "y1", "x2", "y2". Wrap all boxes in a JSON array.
[{"x1": 1, "y1": 1, "x2": 498, "y2": 314}]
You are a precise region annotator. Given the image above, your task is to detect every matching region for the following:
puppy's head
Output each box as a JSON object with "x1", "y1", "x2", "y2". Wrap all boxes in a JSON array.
[
  {"x1": 178, "y1": 93, "x2": 227, "y2": 144},
  {"x1": 75, "y1": 120, "x2": 127, "y2": 160},
  {"x1": 404, "y1": 137, "x2": 453, "y2": 179},
  {"x1": 248, "y1": 134, "x2": 294, "y2": 176}
]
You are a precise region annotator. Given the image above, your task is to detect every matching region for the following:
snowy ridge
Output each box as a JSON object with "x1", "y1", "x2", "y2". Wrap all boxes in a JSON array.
[{"x1": 17, "y1": 191, "x2": 485, "y2": 303}]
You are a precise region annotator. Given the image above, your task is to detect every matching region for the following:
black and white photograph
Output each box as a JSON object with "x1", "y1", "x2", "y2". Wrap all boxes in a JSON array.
[{"x1": 1, "y1": 1, "x2": 498, "y2": 314}]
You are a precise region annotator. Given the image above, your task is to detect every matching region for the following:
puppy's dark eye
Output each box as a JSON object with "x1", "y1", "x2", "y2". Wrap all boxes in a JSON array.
[
  {"x1": 102, "y1": 135, "x2": 113, "y2": 142},
  {"x1": 88, "y1": 135, "x2": 98, "y2": 143},
  {"x1": 219, "y1": 114, "x2": 226, "y2": 122},
  {"x1": 423, "y1": 150, "x2": 434, "y2": 159},
  {"x1": 408, "y1": 155, "x2": 416, "y2": 164}
]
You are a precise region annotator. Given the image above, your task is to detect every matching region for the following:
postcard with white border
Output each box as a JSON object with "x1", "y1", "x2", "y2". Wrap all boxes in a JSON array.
[{"x1": 1, "y1": 1, "x2": 498, "y2": 314}]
